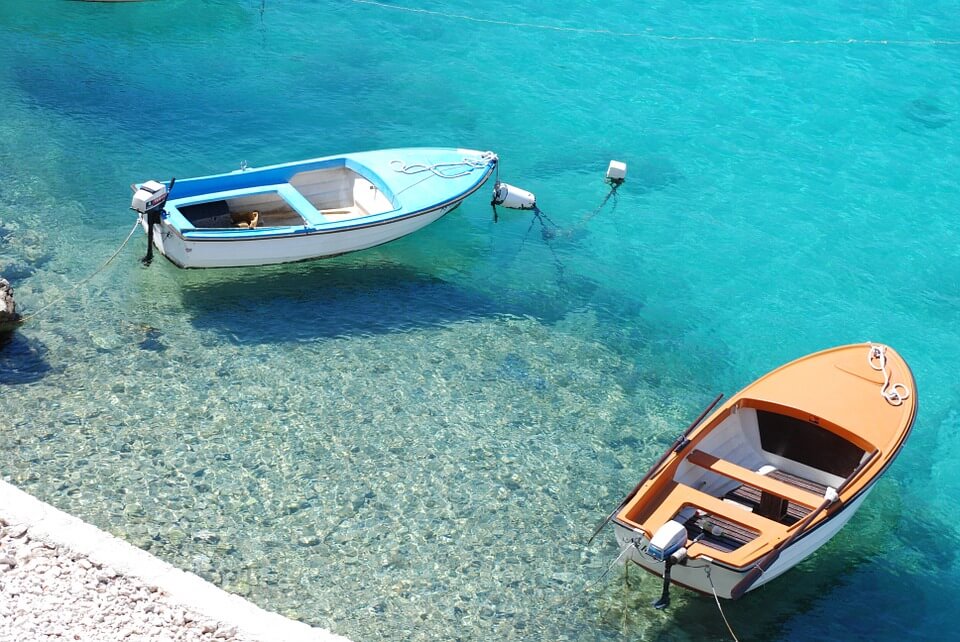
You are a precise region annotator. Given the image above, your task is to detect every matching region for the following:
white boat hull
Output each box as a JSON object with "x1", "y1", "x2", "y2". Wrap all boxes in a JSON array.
[
  {"x1": 133, "y1": 147, "x2": 498, "y2": 269},
  {"x1": 613, "y1": 486, "x2": 873, "y2": 598},
  {"x1": 143, "y1": 200, "x2": 457, "y2": 269}
]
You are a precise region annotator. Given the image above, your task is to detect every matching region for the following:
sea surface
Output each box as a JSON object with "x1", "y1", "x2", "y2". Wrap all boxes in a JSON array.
[{"x1": 2, "y1": 1, "x2": 959, "y2": 640}]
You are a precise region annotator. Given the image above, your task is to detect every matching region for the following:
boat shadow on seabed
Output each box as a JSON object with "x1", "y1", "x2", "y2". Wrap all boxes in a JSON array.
[{"x1": 171, "y1": 261, "x2": 546, "y2": 345}]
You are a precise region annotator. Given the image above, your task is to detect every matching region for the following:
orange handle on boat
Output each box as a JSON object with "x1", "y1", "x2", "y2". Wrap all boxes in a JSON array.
[{"x1": 587, "y1": 393, "x2": 724, "y2": 544}]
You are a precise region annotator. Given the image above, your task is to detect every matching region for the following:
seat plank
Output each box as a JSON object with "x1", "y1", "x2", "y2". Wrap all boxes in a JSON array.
[
  {"x1": 678, "y1": 484, "x2": 783, "y2": 535},
  {"x1": 687, "y1": 450, "x2": 824, "y2": 509}
]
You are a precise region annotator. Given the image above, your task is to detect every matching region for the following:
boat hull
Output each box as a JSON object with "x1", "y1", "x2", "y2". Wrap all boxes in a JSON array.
[
  {"x1": 142, "y1": 197, "x2": 461, "y2": 269},
  {"x1": 136, "y1": 147, "x2": 497, "y2": 269},
  {"x1": 608, "y1": 343, "x2": 916, "y2": 603}
]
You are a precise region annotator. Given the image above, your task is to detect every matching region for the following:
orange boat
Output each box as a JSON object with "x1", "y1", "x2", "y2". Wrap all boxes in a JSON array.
[{"x1": 602, "y1": 343, "x2": 917, "y2": 607}]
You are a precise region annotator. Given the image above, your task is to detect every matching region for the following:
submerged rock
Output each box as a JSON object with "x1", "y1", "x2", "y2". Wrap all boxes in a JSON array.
[
  {"x1": 0, "y1": 277, "x2": 21, "y2": 337},
  {"x1": 904, "y1": 97, "x2": 954, "y2": 130}
]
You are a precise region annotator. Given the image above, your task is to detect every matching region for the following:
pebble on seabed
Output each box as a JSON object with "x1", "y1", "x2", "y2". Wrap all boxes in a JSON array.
[{"x1": 0, "y1": 518, "x2": 261, "y2": 642}]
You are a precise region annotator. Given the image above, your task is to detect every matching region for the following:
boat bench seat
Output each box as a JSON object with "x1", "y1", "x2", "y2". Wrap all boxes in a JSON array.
[
  {"x1": 276, "y1": 184, "x2": 323, "y2": 223},
  {"x1": 687, "y1": 449, "x2": 824, "y2": 510},
  {"x1": 633, "y1": 480, "x2": 786, "y2": 543}
]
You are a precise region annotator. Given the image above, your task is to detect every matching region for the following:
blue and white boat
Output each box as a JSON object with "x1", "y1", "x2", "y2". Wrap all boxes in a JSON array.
[{"x1": 131, "y1": 147, "x2": 499, "y2": 269}]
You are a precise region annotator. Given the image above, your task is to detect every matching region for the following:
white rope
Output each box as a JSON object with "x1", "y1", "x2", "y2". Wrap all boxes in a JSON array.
[
  {"x1": 349, "y1": 0, "x2": 960, "y2": 47},
  {"x1": 18, "y1": 216, "x2": 143, "y2": 324},
  {"x1": 704, "y1": 566, "x2": 741, "y2": 642},
  {"x1": 390, "y1": 151, "x2": 498, "y2": 179},
  {"x1": 868, "y1": 344, "x2": 911, "y2": 407},
  {"x1": 537, "y1": 541, "x2": 638, "y2": 614}
]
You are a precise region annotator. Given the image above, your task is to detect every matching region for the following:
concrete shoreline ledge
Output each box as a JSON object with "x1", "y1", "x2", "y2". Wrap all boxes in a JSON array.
[{"x1": 0, "y1": 479, "x2": 351, "y2": 642}]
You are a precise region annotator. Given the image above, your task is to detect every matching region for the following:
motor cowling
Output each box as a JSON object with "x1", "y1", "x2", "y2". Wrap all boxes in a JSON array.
[
  {"x1": 646, "y1": 520, "x2": 688, "y2": 562},
  {"x1": 131, "y1": 180, "x2": 168, "y2": 215}
]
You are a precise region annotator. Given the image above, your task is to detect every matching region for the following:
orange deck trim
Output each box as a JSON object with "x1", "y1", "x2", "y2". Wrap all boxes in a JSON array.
[
  {"x1": 686, "y1": 450, "x2": 824, "y2": 509},
  {"x1": 632, "y1": 480, "x2": 787, "y2": 541}
]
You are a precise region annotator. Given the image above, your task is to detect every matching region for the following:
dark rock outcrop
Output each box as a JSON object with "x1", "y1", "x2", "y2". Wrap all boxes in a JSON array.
[{"x1": 0, "y1": 278, "x2": 21, "y2": 336}]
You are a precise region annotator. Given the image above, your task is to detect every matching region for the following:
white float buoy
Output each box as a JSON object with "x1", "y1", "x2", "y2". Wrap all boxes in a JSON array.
[
  {"x1": 606, "y1": 160, "x2": 627, "y2": 185},
  {"x1": 491, "y1": 181, "x2": 536, "y2": 210}
]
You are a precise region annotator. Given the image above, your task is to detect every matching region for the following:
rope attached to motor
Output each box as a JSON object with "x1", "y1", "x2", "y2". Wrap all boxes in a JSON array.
[{"x1": 16, "y1": 216, "x2": 145, "y2": 325}]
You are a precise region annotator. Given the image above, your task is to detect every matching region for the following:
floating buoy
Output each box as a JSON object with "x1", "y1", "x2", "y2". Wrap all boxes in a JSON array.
[
  {"x1": 606, "y1": 160, "x2": 627, "y2": 186},
  {"x1": 491, "y1": 181, "x2": 536, "y2": 210}
]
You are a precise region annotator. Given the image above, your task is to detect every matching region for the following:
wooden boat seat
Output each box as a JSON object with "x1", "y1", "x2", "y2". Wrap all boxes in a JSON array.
[
  {"x1": 633, "y1": 479, "x2": 785, "y2": 543},
  {"x1": 687, "y1": 449, "x2": 824, "y2": 510}
]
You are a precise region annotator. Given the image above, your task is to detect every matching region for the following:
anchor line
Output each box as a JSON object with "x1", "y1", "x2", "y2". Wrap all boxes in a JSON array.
[
  {"x1": 519, "y1": 207, "x2": 567, "y2": 283},
  {"x1": 348, "y1": 0, "x2": 960, "y2": 47},
  {"x1": 703, "y1": 566, "x2": 741, "y2": 642},
  {"x1": 533, "y1": 540, "x2": 639, "y2": 617},
  {"x1": 570, "y1": 182, "x2": 620, "y2": 233},
  {"x1": 17, "y1": 216, "x2": 144, "y2": 325},
  {"x1": 513, "y1": 181, "x2": 620, "y2": 285},
  {"x1": 525, "y1": 180, "x2": 621, "y2": 243}
]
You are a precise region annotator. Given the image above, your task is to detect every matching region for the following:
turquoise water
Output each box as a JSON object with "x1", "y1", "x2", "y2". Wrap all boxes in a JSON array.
[{"x1": 2, "y1": 0, "x2": 959, "y2": 639}]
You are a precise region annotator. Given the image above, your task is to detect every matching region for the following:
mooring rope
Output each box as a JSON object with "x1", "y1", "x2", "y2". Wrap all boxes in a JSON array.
[
  {"x1": 535, "y1": 541, "x2": 639, "y2": 616},
  {"x1": 703, "y1": 566, "x2": 741, "y2": 642},
  {"x1": 17, "y1": 216, "x2": 143, "y2": 325},
  {"x1": 520, "y1": 179, "x2": 621, "y2": 246},
  {"x1": 563, "y1": 181, "x2": 622, "y2": 237},
  {"x1": 348, "y1": 0, "x2": 960, "y2": 47},
  {"x1": 867, "y1": 343, "x2": 911, "y2": 406},
  {"x1": 519, "y1": 206, "x2": 567, "y2": 283}
]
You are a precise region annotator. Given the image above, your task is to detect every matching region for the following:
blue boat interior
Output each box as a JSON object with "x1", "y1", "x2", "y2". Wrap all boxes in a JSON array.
[{"x1": 170, "y1": 161, "x2": 401, "y2": 233}]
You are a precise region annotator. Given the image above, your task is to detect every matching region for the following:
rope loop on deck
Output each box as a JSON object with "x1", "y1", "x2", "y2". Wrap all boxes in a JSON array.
[
  {"x1": 867, "y1": 344, "x2": 911, "y2": 406},
  {"x1": 390, "y1": 151, "x2": 497, "y2": 179}
]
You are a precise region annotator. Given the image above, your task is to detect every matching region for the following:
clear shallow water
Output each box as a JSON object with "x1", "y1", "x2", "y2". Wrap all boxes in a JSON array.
[{"x1": 2, "y1": 1, "x2": 959, "y2": 639}]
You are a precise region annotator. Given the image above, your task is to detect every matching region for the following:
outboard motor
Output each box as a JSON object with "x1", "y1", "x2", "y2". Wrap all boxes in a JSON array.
[
  {"x1": 131, "y1": 179, "x2": 174, "y2": 266},
  {"x1": 646, "y1": 520, "x2": 687, "y2": 562},
  {"x1": 646, "y1": 520, "x2": 689, "y2": 610}
]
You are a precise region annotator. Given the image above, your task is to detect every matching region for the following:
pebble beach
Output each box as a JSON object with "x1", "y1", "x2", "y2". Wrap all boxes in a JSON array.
[
  {"x1": 0, "y1": 519, "x2": 250, "y2": 642},
  {"x1": 0, "y1": 480, "x2": 346, "y2": 642}
]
